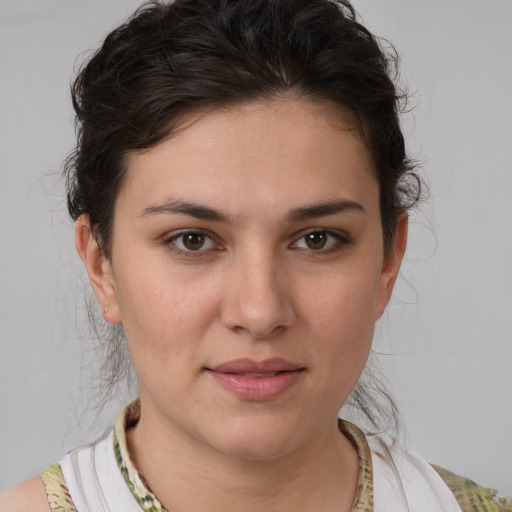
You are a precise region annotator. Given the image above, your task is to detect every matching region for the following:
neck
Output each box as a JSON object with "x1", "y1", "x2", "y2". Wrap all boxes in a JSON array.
[{"x1": 126, "y1": 400, "x2": 360, "y2": 512}]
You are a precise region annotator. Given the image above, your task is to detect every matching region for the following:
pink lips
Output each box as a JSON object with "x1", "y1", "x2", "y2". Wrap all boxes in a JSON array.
[{"x1": 206, "y1": 358, "x2": 304, "y2": 401}]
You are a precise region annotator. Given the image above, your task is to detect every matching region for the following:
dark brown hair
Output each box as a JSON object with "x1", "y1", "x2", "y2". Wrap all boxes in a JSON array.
[
  {"x1": 67, "y1": 0, "x2": 420, "y2": 429},
  {"x1": 66, "y1": 0, "x2": 419, "y2": 259}
]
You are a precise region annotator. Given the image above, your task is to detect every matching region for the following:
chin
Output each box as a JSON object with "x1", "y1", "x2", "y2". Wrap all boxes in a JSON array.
[
  {"x1": 203, "y1": 414, "x2": 311, "y2": 461},
  {"x1": 211, "y1": 436, "x2": 296, "y2": 462}
]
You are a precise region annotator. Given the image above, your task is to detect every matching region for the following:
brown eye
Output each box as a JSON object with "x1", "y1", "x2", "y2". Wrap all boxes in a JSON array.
[
  {"x1": 170, "y1": 231, "x2": 216, "y2": 252},
  {"x1": 182, "y1": 232, "x2": 205, "y2": 250},
  {"x1": 304, "y1": 232, "x2": 328, "y2": 250},
  {"x1": 292, "y1": 230, "x2": 348, "y2": 252}
]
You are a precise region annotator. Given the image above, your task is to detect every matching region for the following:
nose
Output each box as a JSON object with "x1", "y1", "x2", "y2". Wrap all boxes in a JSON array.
[{"x1": 220, "y1": 251, "x2": 297, "y2": 339}]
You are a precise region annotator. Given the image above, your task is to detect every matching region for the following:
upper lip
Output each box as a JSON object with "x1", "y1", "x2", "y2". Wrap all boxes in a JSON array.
[{"x1": 207, "y1": 358, "x2": 304, "y2": 374}]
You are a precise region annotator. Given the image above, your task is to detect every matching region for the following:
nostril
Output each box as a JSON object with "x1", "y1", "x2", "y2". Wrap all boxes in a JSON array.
[{"x1": 230, "y1": 321, "x2": 288, "y2": 340}]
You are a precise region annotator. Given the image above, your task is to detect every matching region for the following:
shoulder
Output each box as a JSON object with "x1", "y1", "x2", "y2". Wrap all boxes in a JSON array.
[
  {"x1": 0, "y1": 477, "x2": 51, "y2": 512},
  {"x1": 367, "y1": 432, "x2": 512, "y2": 512},
  {"x1": 432, "y1": 465, "x2": 512, "y2": 512},
  {"x1": 367, "y1": 434, "x2": 462, "y2": 511}
]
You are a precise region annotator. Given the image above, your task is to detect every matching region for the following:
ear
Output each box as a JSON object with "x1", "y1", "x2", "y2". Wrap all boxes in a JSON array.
[
  {"x1": 375, "y1": 214, "x2": 408, "y2": 320},
  {"x1": 75, "y1": 215, "x2": 122, "y2": 324}
]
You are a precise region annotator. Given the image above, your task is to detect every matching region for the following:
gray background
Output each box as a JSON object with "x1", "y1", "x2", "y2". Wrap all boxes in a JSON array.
[{"x1": 1, "y1": 0, "x2": 511, "y2": 495}]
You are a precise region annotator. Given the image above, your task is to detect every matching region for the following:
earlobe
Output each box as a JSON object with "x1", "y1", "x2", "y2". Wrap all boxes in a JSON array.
[
  {"x1": 375, "y1": 214, "x2": 408, "y2": 320},
  {"x1": 75, "y1": 215, "x2": 122, "y2": 324}
]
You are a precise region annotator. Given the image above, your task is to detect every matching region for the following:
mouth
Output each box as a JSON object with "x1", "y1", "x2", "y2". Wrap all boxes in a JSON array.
[
  {"x1": 205, "y1": 358, "x2": 305, "y2": 401},
  {"x1": 208, "y1": 357, "x2": 304, "y2": 374},
  {"x1": 231, "y1": 372, "x2": 281, "y2": 377}
]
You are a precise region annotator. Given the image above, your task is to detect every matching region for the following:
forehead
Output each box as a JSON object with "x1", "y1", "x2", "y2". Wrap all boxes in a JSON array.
[{"x1": 119, "y1": 97, "x2": 378, "y2": 217}]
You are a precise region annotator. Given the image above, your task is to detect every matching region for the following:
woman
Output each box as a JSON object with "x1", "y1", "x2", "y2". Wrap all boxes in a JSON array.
[{"x1": 2, "y1": 0, "x2": 510, "y2": 510}]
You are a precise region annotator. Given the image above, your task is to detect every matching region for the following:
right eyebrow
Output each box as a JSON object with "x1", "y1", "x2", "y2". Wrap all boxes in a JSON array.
[{"x1": 139, "y1": 198, "x2": 233, "y2": 223}]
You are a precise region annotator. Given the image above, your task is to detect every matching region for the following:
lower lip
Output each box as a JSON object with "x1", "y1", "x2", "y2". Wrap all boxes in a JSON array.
[{"x1": 206, "y1": 369, "x2": 304, "y2": 401}]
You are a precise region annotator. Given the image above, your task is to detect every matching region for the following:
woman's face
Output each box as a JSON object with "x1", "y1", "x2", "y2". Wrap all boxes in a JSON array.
[{"x1": 80, "y1": 97, "x2": 406, "y2": 460}]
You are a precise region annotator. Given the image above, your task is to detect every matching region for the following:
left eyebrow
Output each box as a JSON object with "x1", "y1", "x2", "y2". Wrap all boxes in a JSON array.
[{"x1": 286, "y1": 200, "x2": 365, "y2": 223}]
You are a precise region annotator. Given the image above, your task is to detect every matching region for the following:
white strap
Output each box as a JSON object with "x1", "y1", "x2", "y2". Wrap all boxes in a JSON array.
[
  {"x1": 59, "y1": 430, "x2": 141, "y2": 512},
  {"x1": 369, "y1": 435, "x2": 463, "y2": 512}
]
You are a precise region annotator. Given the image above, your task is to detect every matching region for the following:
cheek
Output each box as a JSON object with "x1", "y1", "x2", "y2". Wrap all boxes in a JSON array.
[
  {"x1": 305, "y1": 267, "x2": 380, "y2": 335},
  {"x1": 112, "y1": 260, "x2": 221, "y2": 370},
  {"x1": 302, "y1": 267, "x2": 381, "y2": 376}
]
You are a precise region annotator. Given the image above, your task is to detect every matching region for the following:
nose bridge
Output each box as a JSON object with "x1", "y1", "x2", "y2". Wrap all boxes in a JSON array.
[{"x1": 221, "y1": 244, "x2": 295, "y2": 338}]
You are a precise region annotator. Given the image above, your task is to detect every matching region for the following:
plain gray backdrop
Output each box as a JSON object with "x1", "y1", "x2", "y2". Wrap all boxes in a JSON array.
[{"x1": 1, "y1": 0, "x2": 511, "y2": 495}]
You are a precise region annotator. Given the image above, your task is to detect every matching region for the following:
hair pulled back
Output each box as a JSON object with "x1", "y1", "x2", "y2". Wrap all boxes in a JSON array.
[{"x1": 66, "y1": 0, "x2": 419, "y2": 259}]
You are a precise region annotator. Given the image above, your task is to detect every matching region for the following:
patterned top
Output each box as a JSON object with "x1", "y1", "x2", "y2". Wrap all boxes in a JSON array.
[
  {"x1": 111, "y1": 401, "x2": 374, "y2": 512},
  {"x1": 40, "y1": 400, "x2": 512, "y2": 512}
]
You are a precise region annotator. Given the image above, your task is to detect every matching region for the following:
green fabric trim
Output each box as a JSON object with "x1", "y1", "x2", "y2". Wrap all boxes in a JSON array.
[
  {"x1": 433, "y1": 465, "x2": 512, "y2": 512},
  {"x1": 340, "y1": 420, "x2": 373, "y2": 512},
  {"x1": 113, "y1": 434, "x2": 165, "y2": 512},
  {"x1": 40, "y1": 463, "x2": 78, "y2": 512},
  {"x1": 112, "y1": 402, "x2": 374, "y2": 512},
  {"x1": 113, "y1": 401, "x2": 167, "y2": 512}
]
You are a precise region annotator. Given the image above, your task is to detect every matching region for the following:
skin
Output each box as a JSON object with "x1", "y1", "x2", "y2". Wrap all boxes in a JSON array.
[
  {"x1": 0, "y1": 478, "x2": 50, "y2": 512},
  {"x1": 2, "y1": 97, "x2": 406, "y2": 512}
]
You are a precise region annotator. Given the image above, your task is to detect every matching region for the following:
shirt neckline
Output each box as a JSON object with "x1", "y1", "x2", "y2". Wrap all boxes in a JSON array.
[{"x1": 113, "y1": 400, "x2": 374, "y2": 512}]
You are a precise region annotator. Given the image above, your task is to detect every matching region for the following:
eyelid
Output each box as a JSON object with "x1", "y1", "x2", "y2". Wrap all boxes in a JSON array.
[
  {"x1": 290, "y1": 228, "x2": 352, "y2": 251},
  {"x1": 161, "y1": 227, "x2": 351, "y2": 255},
  {"x1": 163, "y1": 228, "x2": 222, "y2": 254}
]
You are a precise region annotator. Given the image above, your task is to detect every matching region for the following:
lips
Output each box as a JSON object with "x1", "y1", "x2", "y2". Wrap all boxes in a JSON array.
[{"x1": 205, "y1": 358, "x2": 305, "y2": 401}]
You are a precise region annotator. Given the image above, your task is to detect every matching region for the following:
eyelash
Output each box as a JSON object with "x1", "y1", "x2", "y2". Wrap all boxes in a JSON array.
[
  {"x1": 290, "y1": 229, "x2": 352, "y2": 254},
  {"x1": 162, "y1": 229, "x2": 352, "y2": 256},
  {"x1": 163, "y1": 229, "x2": 220, "y2": 256}
]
